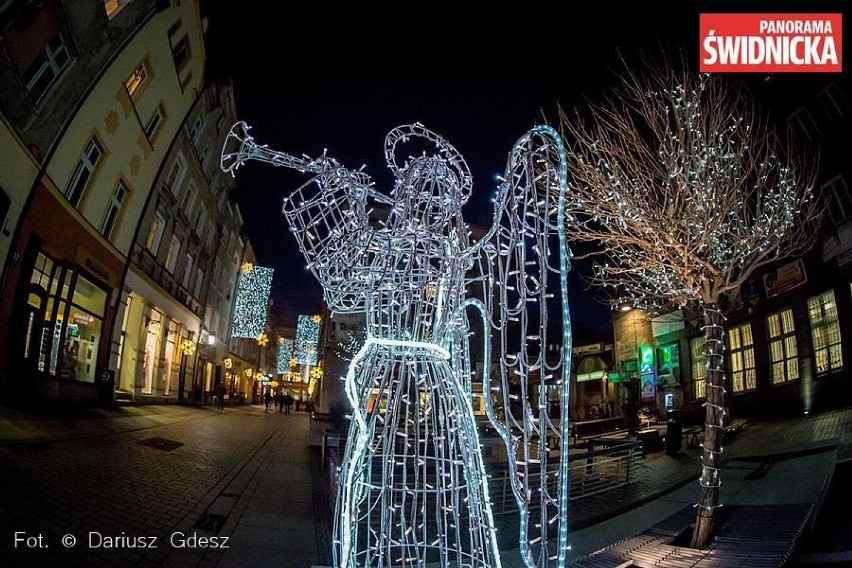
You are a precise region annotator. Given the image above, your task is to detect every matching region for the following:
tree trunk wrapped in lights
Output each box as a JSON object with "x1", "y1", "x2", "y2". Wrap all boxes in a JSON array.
[{"x1": 558, "y1": 55, "x2": 822, "y2": 549}]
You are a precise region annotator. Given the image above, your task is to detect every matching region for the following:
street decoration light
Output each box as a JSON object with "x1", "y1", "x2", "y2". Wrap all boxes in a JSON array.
[
  {"x1": 180, "y1": 338, "x2": 196, "y2": 356},
  {"x1": 221, "y1": 121, "x2": 572, "y2": 567},
  {"x1": 231, "y1": 264, "x2": 274, "y2": 339}
]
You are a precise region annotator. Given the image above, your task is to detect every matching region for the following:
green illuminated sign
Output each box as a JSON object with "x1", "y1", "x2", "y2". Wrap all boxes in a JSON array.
[{"x1": 640, "y1": 345, "x2": 654, "y2": 374}]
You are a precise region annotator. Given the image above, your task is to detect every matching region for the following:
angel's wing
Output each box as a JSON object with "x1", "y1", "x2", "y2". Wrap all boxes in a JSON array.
[{"x1": 472, "y1": 125, "x2": 572, "y2": 568}]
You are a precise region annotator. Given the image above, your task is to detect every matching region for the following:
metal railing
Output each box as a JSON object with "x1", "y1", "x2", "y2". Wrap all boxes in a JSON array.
[
  {"x1": 487, "y1": 440, "x2": 642, "y2": 516},
  {"x1": 319, "y1": 434, "x2": 641, "y2": 514}
]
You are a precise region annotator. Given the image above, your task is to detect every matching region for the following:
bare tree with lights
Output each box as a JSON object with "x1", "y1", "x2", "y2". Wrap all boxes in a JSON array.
[{"x1": 559, "y1": 61, "x2": 821, "y2": 548}]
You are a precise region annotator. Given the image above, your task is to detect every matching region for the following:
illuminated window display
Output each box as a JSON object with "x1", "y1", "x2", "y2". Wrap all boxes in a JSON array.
[{"x1": 28, "y1": 252, "x2": 108, "y2": 383}]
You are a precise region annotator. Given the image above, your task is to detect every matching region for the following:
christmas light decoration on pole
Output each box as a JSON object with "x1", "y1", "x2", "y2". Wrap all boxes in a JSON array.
[
  {"x1": 295, "y1": 314, "x2": 321, "y2": 366},
  {"x1": 222, "y1": 120, "x2": 573, "y2": 567},
  {"x1": 559, "y1": 56, "x2": 821, "y2": 549},
  {"x1": 277, "y1": 338, "x2": 294, "y2": 375},
  {"x1": 231, "y1": 264, "x2": 274, "y2": 339}
]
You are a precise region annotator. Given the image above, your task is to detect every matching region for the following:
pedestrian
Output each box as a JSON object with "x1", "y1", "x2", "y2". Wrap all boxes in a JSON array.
[
  {"x1": 284, "y1": 393, "x2": 293, "y2": 414},
  {"x1": 278, "y1": 392, "x2": 285, "y2": 413},
  {"x1": 216, "y1": 382, "x2": 226, "y2": 410},
  {"x1": 264, "y1": 390, "x2": 273, "y2": 413}
]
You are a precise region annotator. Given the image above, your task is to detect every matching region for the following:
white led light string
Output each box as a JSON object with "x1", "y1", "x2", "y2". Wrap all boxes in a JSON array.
[{"x1": 222, "y1": 122, "x2": 572, "y2": 567}]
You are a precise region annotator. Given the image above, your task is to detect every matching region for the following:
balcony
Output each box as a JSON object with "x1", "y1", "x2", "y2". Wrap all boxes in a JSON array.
[{"x1": 132, "y1": 247, "x2": 203, "y2": 317}]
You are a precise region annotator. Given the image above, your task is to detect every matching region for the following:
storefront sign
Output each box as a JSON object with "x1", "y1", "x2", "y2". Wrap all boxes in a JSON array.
[{"x1": 75, "y1": 247, "x2": 115, "y2": 287}]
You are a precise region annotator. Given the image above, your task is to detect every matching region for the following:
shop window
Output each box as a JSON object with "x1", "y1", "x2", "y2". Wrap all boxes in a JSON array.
[
  {"x1": 767, "y1": 308, "x2": 799, "y2": 384},
  {"x1": 101, "y1": 181, "x2": 128, "y2": 240},
  {"x1": 808, "y1": 290, "x2": 843, "y2": 374},
  {"x1": 690, "y1": 337, "x2": 706, "y2": 400},
  {"x1": 727, "y1": 323, "x2": 756, "y2": 393},
  {"x1": 66, "y1": 137, "x2": 104, "y2": 208},
  {"x1": 146, "y1": 212, "x2": 166, "y2": 255},
  {"x1": 29, "y1": 253, "x2": 106, "y2": 383},
  {"x1": 165, "y1": 235, "x2": 181, "y2": 273}
]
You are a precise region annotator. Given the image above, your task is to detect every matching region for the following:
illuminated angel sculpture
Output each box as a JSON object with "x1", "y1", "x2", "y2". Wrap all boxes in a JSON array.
[{"x1": 222, "y1": 121, "x2": 573, "y2": 568}]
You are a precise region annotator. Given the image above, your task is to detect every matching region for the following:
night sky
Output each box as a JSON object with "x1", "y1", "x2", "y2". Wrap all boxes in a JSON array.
[{"x1": 201, "y1": 1, "x2": 847, "y2": 340}]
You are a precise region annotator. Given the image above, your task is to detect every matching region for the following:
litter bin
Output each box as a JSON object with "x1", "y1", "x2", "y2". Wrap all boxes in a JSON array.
[{"x1": 666, "y1": 416, "x2": 682, "y2": 455}]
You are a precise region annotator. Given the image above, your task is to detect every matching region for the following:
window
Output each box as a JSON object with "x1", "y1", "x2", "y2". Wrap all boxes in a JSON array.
[
  {"x1": 165, "y1": 153, "x2": 186, "y2": 196},
  {"x1": 101, "y1": 182, "x2": 128, "y2": 240},
  {"x1": 182, "y1": 254, "x2": 194, "y2": 288},
  {"x1": 727, "y1": 323, "x2": 756, "y2": 393},
  {"x1": 0, "y1": 185, "x2": 10, "y2": 232},
  {"x1": 66, "y1": 137, "x2": 103, "y2": 208},
  {"x1": 189, "y1": 116, "x2": 205, "y2": 145},
  {"x1": 144, "y1": 104, "x2": 165, "y2": 141},
  {"x1": 124, "y1": 60, "x2": 148, "y2": 97},
  {"x1": 808, "y1": 290, "x2": 843, "y2": 374},
  {"x1": 199, "y1": 145, "x2": 210, "y2": 169},
  {"x1": 27, "y1": 251, "x2": 106, "y2": 384},
  {"x1": 165, "y1": 235, "x2": 181, "y2": 273},
  {"x1": 767, "y1": 309, "x2": 799, "y2": 384},
  {"x1": 181, "y1": 182, "x2": 197, "y2": 219},
  {"x1": 690, "y1": 337, "x2": 706, "y2": 400},
  {"x1": 194, "y1": 268, "x2": 204, "y2": 299},
  {"x1": 822, "y1": 176, "x2": 851, "y2": 226},
  {"x1": 195, "y1": 206, "x2": 207, "y2": 239},
  {"x1": 22, "y1": 33, "x2": 71, "y2": 102},
  {"x1": 146, "y1": 212, "x2": 166, "y2": 255},
  {"x1": 171, "y1": 35, "x2": 191, "y2": 72},
  {"x1": 103, "y1": 0, "x2": 134, "y2": 19}
]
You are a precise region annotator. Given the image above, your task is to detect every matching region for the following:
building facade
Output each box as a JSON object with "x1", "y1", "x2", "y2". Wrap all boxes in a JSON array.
[
  {"x1": 116, "y1": 80, "x2": 242, "y2": 404},
  {"x1": 0, "y1": 0, "x2": 221, "y2": 404}
]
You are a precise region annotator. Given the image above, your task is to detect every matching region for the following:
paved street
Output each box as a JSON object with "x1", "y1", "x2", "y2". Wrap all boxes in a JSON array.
[
  {"x1": 0, "y1": 404, "x2": 318, "y2": 568},
  {"x1": 2, "y1": 402, "x2": 851, "y2": 567}
]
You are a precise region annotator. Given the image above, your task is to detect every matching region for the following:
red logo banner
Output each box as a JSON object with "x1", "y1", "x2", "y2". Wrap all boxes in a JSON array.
[{"x1": 700, "y1": 13, "x2": 842, "y2": 73}]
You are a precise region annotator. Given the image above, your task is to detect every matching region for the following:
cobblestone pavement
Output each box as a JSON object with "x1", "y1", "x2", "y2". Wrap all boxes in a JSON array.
[
  {"x1": 0, "y1": 404, "x2": 317, "y2": 568},
  {"x1": 3, "y1": 402, "x2": 851, "y2": 567}
]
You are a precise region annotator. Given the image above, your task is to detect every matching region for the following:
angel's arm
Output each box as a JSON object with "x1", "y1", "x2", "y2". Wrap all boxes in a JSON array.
[{"x1": 221, "y1": 121, "x2": 379, "y2": 312}]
